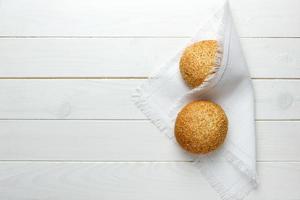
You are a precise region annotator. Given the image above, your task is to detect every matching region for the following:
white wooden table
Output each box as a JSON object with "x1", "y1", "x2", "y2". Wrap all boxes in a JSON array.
[{"x1": 0, "y1": 0, "x2": 299, "y2": 199}]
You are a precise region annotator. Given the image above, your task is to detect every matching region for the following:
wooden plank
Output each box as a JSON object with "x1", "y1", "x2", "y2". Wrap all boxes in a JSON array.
[
  {"x1": 1, "y1": 38, "x2": 300, "y2": 78},
  {"x1": 243, "y1": 38, "x2": 300, "y2": 78},
  {"x1": 254, "y1": 80, "x2": 300, "y2": 120},
  {"x1": 256, "y1": 121, "x2": 300, "y2": 161},
  {"x1": 230, "y1": 0, "x2": 300, "y2": 38},
  {"x1": 0, "y1": 162, "x2": 298, "y2": 200},
  {"x1": 0, "y1": 0, "x2": 299, "y2": 37},
  {"x1": 0, "y1": 120, "x2": 298, "y2": 161},
  {"x1": 0, "y1": 79, "x2": 297, "y2": 120},
  {"x1": 0, "y1": 38, "x2": 188, "y2": 77},
  {"x1": 0, "y1": 79, "x2": 299, "y2": 120}
]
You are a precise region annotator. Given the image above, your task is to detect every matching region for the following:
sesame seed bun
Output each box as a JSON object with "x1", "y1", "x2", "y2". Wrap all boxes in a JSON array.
[
  {"x1": 179, "y1": 40, "x2": 219, "y2": 88},
  {"x1": 174, "y1": 100, "x2": 228, "y2": 154}
]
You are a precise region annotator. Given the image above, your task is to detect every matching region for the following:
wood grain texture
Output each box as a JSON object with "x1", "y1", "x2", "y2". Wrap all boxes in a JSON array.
[
  {"x1": 0, "y1": 162, "x2": 299, "y2": 200},
  {"x1": 0, "y1": 120, "x2": 299, "y2": 161},
  {"x1": 0, "y1": 38, "x2": 299, "y2": 78},
  {"x1": 0, "y1": 0, "x2": 298, "y2": 199},
  {"x1": 0, "y1": 0, "x2": 299, "y2": 37},
  {"x1": 0, "y1": 79, "x2": 299, "y2": 120}
]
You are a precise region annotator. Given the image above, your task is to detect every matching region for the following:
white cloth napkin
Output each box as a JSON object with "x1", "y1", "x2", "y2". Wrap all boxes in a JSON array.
[{"x1": 132, "y1": 1, "x2": 257, "y2": 199}]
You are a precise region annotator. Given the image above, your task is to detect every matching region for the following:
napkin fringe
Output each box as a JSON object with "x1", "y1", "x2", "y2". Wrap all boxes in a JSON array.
[
  {"x1": 132, "y1": 86, "x2": 171, "y2": 138},
  {"x1": 199, "y1": 150, "x2": 257, "y2": 200},
  {"x1": 225, "y1": 180, "x2": 256, "y2": 200},
  {"x1": 223, "y1": 149, "x2": 257, "y2": 182},
  {"x1": 199, "y1": 166, "x2": 228, "y2": 199}
]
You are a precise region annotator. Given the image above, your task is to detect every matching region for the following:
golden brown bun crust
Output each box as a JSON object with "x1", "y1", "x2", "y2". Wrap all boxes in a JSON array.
[
  {"x1": 175, "y1": 100, "x2": 228, "y2": 154},
  {"x1": 179, "y1": 40, "x2": 218, "y2": 88}
]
